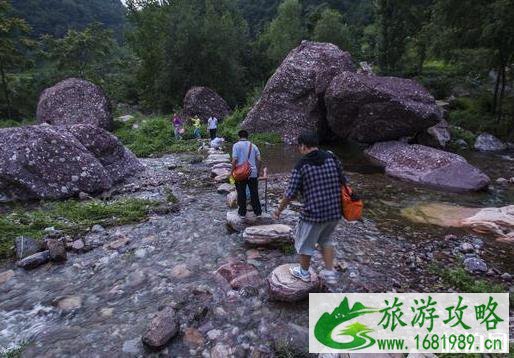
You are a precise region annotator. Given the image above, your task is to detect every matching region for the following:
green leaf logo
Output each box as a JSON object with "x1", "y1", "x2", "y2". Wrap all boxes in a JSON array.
[{"x1": 314, "y1": 297, "x2": 378, "y2": 350}]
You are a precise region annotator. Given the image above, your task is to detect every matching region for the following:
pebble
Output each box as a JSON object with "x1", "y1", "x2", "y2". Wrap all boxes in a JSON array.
[
  {"x1": 170, "y1": 264, "x2": 192, "y2": 279},
  {"x1": 183, "y1": 327, "x2": 205, "y2": 348},
  {"x1": 56, "y1": 296, "x2": 82, "y2": 310},
  {"x1": 207, "y1": 329, "x2": 222, "y2": 340},
  {"x1": 501, "y1": 272, "x2": 512, "y2": 281},
  {"x1": 459, "y1": 242, "x2": 474, "y2": 254},
  {"x1": 105, "y1": 236, "x2": 130, "y2": 250}
]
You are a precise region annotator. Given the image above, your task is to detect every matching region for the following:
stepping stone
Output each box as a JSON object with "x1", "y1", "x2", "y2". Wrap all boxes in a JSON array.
[
  {"x1": 267, "y1": 264, "x2": 321, "y2": 302},
  {"x1": 243, "y1": 224, "x2": 293, "y2": 246},
  {"x1": 205, "y1": 154, "x2": 230, "y2": 165},
  {"x1": 226, "y1": 210, "x2": 273, "y2": 232},
  {"x1": 16, "y1": 251, "x2": 50, "y2": 270},
  {"x1": 226, "y1": 191, "x2": 238, "y2": 208},
  {"x1": 208, "y1": 148, "x2": 225, "y2": 155},
  {"x1": 214, "y1": 262, "x2": 261, "y2": 289},
  {"x1": 214, "y1": 172, "x2": 231, "y2": 183},
  {"x1": 212, "y1": 162, "x2": 232, "y2": 170},
  {"x1": 211, "y1": 167, "x2": 231, "y2": 178},
  {"x1": 217, "y1": 183, "x2": 235, "y2": 194},
  {"x1": 142, "y1": 306, "x2": 179, "y2": 350}
]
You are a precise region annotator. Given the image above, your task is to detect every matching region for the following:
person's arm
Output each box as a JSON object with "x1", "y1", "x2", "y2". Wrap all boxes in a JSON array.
[
  {"x1": 231, "y1": 144, "x2": 238, "y2": 172},
  {"x1": 273, "y1": 167, "x2": 301, "y2": 219}
]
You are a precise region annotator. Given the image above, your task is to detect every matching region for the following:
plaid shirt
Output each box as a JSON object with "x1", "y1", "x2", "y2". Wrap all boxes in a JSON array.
[{"x1": 285, "y1": 150, "x2": 345, "y2": 223}]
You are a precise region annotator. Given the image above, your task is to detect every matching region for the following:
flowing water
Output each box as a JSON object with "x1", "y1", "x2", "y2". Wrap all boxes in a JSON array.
[{"x1": 0, "y1": 146, "x2": 513, "y2": 357}]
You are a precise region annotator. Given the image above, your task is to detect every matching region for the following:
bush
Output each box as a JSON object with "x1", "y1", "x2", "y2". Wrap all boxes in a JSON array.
[
  {"x1": 114, "y1": 115, "x2": 199, "y2": 157},
  {"x1": 218, "y1": 106, "x2": 251, "y2": 142}
]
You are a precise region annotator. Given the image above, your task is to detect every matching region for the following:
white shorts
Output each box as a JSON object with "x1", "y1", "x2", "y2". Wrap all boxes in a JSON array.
[{"x1": 294, "y1": 220, "x2": 338, "y2": 256}]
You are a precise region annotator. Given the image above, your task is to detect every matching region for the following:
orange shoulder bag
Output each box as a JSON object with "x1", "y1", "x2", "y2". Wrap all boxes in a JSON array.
[
  {"x1": 232, "y1": 142, "x2": 252, "y2": 182},
  {"x1": 341, "y1": 184, "x2": 363, "y2": 221}
]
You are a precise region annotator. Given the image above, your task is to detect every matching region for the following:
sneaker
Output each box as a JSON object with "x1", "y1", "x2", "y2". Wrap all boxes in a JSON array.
[
  {"x1": 289, "y1": 265, "x2": 311, "y2": 283},
  {"x1": 320, "y1": 269, "x2": 338, "y2": 285}
]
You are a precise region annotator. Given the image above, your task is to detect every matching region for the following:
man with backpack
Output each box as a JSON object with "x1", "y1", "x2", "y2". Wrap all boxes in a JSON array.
[
  {"x1": 231, "y1": 130, "x2": 262, "y2": 218},
  {"x1": 272, "y1": 132, "x2": 345, "y2": 285}
]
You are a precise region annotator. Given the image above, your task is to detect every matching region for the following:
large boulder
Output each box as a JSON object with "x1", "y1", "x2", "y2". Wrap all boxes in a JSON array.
[
  {"x1": 474, "y1": 133, "x2": 507, "y2": 152},
  {"x1": 325, "y1": 72, "x2": 441, "y2": 143},
  {"x1": 0, "y1": 124, "x2": 143, "y2": 201},
  {"x1": 365, "y1": 141, "x2": 490, "y2": 192},
  {"x1": 37, "y1": 78, "x2": 113, "y2": 130},
  {"x1": 416, "y1": 119, "x2": 451, "y2": 149},
  {"x1": 242, "y1": 41, "x2": 355, "y2": 144},
  {"x1": 267, "y1": 264, "x2": 321, "y2": 302},
  {"x1": 183, "y1": 86, "x2": 230, "y2": 122}
]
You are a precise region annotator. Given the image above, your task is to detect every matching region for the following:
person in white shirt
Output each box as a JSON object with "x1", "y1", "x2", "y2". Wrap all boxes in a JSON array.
[{"x1": 207, "y1": 116, "x2": 218, "y2": 140}]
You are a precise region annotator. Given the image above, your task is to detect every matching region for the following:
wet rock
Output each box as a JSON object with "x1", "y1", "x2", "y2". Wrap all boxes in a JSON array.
[
  {"x1": 215, "y1": 262, "x2": 262, "y2": 289},
  {"x1": 91, "y1": 224, "x2": 106, "y2": 233},
  {"x1": 226, "y1": 210, "x2": 273, "y2": 232},
  {"x1": 463, "y1": 257, "x2": 487, "y2": 273},
  {"x1": 15, "y1": 236, "x2": 42, "y2": 260},
  {"x1": 69, "y1": 239, "x2": 85, "y2": 252},
  {"x1": 16, "y1": 251, "x2": 50, "y2": 270},
  {"x1": 461, "y1": 205, "x2": 514, "y2": 240},
  {"x1": 170, "y1": 264, "x2": 192, "y2": 279},
  {"x1": 496, "y1": 178, "x2": 509, "y2": 185},
  {"x1": 122, "y1": 338, "x2": 142, "y2": 355},
  {"x1": 183, "y1": 327, "x2": 205, "y2": 348},
  {"x1": 243, "y1": 224, "x2": 293, "y2": 245},
  {"x1": 0, "y1": 270, "x2": 15, "y2": 286},
  {"x1": 226, "y1": 191, "x2": 238, "y2": 208},
  {"x1": 214, "y1": 172, "x2": 231, "y2": 183},
  {"x1": 366, "y1": 141, "x2": 490, "y2": 192},
  {"x1": 326, "y1": 73, "x2": 441, "y2": 143},
  {"x1": 501, "y1": 272, "x2": 512, "y2": 281},
  {"x1": 211, "y1": 343, "x2": 235, "y2": 358},
  {"x1": 246, "y1": 249, "x2": 261, "y2": 260},
  {"x1": 416, "y1": 119, "x2": 451, "y2": 149},
  {"x1": 459, "y1": 242, "x2": 474, "y2": 254},
  {"x1": 474, "y1": 133, "x2": 506, "y2": 152},
  {"x1": 142, "y1": 306, "x2": 179, "y2": 350},
  {"x1": 242, "y1": 41, "x2": 355, "y2": 144},
  {"x1": 37, "y1": 78, "x2": 113, "y2": 130},
  {"x1": 0, "y1": 124, "x2": 142, "y2": 201},
  {"x1": 455, "y1": 139, "x2": 469, "y2": 149},
  {"x1": 56, "y1": 295, "x2": 82, "y2": 310},
  {"x1": 273, "y1": 323, "x2": 309, "y2": 355},
  {"x1": 267, "y1": 264, "x2": 321, "y2": 302},
  {"x1": 212, "y1": 162, "x2": 231, "y2": 170},
  {"x1": 211, "y1": 167, "x2": 230, "y2": 178},
  {"x1": 47, "y1": 239, "x2": 67, "y2": 262},
  {"x1": 105, "y1": 235, "x2": 130, "y2": 250},
  {"x1": 183, "y1": 86, "x2": 230, "y2": 122},
  {"x1": 205, "y1": 154, "x2": 231, "y2": 165},
  {"x1": 217, "y1": 183, "x2": 234, "y2": 194}
]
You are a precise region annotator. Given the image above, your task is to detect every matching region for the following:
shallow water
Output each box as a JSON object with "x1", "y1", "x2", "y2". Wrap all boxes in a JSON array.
[{"x1": 0, "y1": 146, "x2": 513, "y2": 356}]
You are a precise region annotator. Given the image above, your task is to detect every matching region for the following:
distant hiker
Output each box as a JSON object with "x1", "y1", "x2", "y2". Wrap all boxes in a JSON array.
[
  {"x1": 210, "y1": 136, "x2": 225, "y2": 150},
  {"x1": 172, "y1": 114, "x2": 184, "y2": 140},
  {"x1": 273, "y1": 132, "x2": 345, "y2": 285},
  {"x1": 207, "y1": 116, "x2": 218, "y2": 140},
  {"x1": 192, "y1": 116, "x2": 202, "y2": 139},
  {"x1": 232, "y1": 130, "x2": 262, "y2": 218}
]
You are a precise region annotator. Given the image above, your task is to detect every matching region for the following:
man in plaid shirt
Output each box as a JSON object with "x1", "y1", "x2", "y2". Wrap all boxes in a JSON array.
[{"x1": 273, "y1": 132, "x2": 345, "y2": 285}]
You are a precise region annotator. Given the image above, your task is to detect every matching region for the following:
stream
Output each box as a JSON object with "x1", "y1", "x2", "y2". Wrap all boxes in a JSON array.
[{"x1": 0, "y1": 144, "x2": 513, "y2": 357}]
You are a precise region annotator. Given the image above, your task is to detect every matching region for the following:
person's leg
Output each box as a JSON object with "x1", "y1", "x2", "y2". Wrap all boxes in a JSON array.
[
  {"x1": 210, "y1": 129, "x2": 215, "y2": 140},
  {"x1": 318, "y1": 221, "x2": 338, "y2": 270},
  {"x1": 290, "y1": 220, "x2": 320, "y2": 282},
  {"x1": 299, "y1": 254, "x2": 311, "y2": 271},
  {"x1": 248, "y1": 178, "x2": 262, "y2": 216},
  {"x1": 235, "y1": 181, "x2": 248, "y2": 217}
]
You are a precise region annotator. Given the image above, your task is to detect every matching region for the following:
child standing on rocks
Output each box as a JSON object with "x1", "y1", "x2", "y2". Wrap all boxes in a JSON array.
[{"x1": 273, "y1": 132, "x2": 345, "y2": 285}]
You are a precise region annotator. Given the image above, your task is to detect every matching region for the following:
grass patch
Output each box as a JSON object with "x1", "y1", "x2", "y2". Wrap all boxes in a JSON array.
[
  {"x1": 114, "y1": 115, "x2": 200, "y2": 157},
  {"x1": 430, "y1": 265, "x2": 506, "y2": 294},
  {"x1": 449, "y1": 125, "x2": 477, "y2": 148},
  {"x1": 0, "y1": 118, "x2": 36, "y2": 128},
  {"x1": 250, "y1": 132, "x2": 282, "y2": 146},
  {"x1": 0, "y1": 198, "x2": 160, "y2": 259}
]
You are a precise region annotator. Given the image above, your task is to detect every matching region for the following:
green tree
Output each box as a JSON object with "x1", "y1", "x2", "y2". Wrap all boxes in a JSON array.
[
  {"x1": 127, "y1": 0, "x2": 248, "y2": 112},
  {"x1": 259, "y1": 0, "x2": 305, "y2": 66},
  {"x1": 42, "y1": 22, "x2": 116, "y2": 80},
  {"x1": 313, "y1": 8, "x2": 352, "y2": 51},
  {"x1": 0, "y1": 0, "x2": 33, "y2": 120},
  {"x1": 375, "y1": 0, "x2": 411, "y2": 74}
]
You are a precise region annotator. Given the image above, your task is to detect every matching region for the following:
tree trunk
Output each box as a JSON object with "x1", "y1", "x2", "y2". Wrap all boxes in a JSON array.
[
  {"x1": 497, "y1": 64, "x2": 506, "y2": 123},
  {"x1": 0, "y1": 60, "x2": 12, "y2": 120},
  {"x1": 492, "y1": 64, "x2": 501, "y2": 115}
]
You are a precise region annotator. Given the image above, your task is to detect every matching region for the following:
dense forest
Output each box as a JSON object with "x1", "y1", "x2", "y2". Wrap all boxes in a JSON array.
[{"x1": 1, "y1": 0, "x2": 513, "y2": 140}]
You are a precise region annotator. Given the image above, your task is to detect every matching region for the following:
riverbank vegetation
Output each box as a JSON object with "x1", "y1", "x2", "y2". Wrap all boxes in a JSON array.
[
  {"x1": 0, "y1": 0, "x2": 512, "y2": 142},
  {"x1": 0, "y1": 198, "x2": 160, "y2": 259}
]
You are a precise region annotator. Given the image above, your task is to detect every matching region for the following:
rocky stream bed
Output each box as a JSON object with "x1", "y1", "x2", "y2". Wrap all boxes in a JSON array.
[{"x1": 1, "y1": 147, "x2": 513, "y2": 357}]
